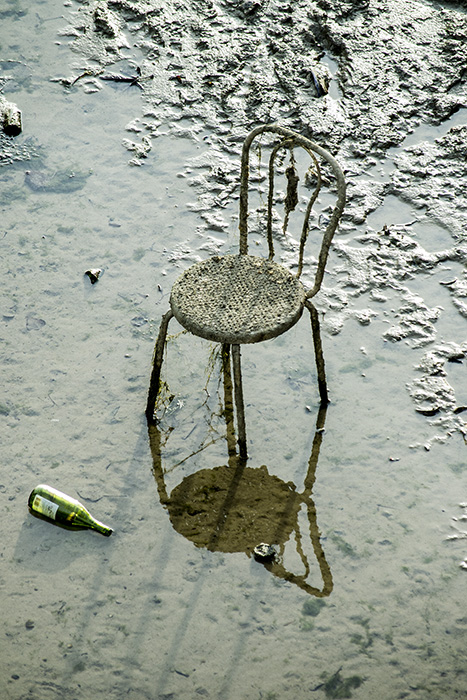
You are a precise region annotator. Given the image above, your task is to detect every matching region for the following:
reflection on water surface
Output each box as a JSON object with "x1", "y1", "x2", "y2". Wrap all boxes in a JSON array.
[{"x1": 1, "y1": 1, "x2": 467, "y2": 698}]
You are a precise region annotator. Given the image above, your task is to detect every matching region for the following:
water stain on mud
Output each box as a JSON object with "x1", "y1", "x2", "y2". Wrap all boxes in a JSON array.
[{"x1": 1, "y1": 1, "x2": 467, "y2": 698}]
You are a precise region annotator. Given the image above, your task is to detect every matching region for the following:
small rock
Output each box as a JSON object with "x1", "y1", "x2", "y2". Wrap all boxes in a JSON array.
[
  {"x1": 85, "y1": 268, "x2": 102, "y2": 284},
  {"x1": 0, "y1": 97, "x2": 22, "y2": 136},
  {"x1": 253, "y1": 543, "x2": 276, "y2": 562}
]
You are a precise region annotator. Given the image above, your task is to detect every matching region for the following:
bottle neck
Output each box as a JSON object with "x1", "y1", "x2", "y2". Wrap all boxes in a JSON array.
[
  {"x1": 91, "y1": 519, "x2": 113, "y2": 537},
  {"x1": 73, "y1": 512, "x2": 113, "y2": 536}
]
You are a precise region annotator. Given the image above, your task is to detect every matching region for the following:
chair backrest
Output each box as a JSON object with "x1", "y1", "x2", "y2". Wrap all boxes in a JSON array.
[{"x1": 239, "y1": 124, "x2": 346, "y2": 299}]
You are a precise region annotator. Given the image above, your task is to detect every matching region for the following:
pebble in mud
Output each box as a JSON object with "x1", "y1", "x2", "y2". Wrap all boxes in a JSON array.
[
  {"x1": 253, "y1": 543, "x2": 276, "y2": 562},
  {"x1": 0, "y1": 97, "x2": 22, "y2": 136},
  {"x1": 85, "y1": 268, "x2": 103, "y2": 284}
]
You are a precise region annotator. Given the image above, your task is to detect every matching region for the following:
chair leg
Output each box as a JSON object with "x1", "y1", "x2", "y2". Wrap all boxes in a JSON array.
[
  {"x1": 221, "y1": 344, "x2": 239, "y2": 462},
  {"x1": 231, "y1": 344, "x2": 248, "y2": 460},
  {"x1": 306, "y1": 301, "x2": 329, "y2": 406},
  {"x1": 146, "y1": 310, "x2": 173, "y2": 424}
]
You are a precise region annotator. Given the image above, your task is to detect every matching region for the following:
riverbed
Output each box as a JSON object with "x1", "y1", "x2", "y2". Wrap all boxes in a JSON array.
[{"x1": 1, "y1": 1, "x2": 466, "y2": 698}]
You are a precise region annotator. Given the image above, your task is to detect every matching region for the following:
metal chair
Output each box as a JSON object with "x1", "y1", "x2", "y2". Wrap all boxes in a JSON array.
[{"x1": 146, "y1": 124, "x2": 346, "y2": 459}]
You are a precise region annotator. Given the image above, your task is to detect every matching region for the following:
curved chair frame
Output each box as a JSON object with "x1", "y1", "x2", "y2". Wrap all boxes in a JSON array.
[
  {"x1": 239, "y1": 124, "x2": 346, "y2": 299},
  {"x1": 146, "y1": 124, "x2": 346, "y2": 460}
]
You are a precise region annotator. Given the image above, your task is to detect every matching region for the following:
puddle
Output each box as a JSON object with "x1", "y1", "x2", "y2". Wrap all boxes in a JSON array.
[
  {"x1": 320, "y1": 53, "x2": 341, "y2": 101},
  {"x1": 389, "y1": 106, "x2": 467, "y2": 154},
  {"x1": 366, "y1": 195, "x2": 419, "y2": 229},
  {"x1": 1, "y1": 1, "x2": 467, "y2": 699}
]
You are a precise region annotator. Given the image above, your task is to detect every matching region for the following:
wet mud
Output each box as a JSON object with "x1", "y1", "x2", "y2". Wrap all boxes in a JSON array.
[
  {"x1": 55, "y1": 0, "x2": 467, "y2": 442},
  {"x1": 1, "y1": 0, "x2": 467, "y2": 698}
]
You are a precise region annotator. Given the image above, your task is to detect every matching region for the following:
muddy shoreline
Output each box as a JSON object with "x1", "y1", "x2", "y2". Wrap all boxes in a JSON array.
[{"x1": 1, "y1": 1, "x2": 467, "y2": 698}]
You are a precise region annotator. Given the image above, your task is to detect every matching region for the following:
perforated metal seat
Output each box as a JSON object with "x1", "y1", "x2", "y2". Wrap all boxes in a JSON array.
[
  {"x1": 170, "y1": 254, "x2": 306, "y2": 345},
  {"x1": 146, "y1": 124, "x2": 346, "y2": 459}
]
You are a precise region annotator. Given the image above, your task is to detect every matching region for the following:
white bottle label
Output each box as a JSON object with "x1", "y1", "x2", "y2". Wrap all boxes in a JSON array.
[{"x1": 33, "y1": 495, "x2": 59, "y2": 520}]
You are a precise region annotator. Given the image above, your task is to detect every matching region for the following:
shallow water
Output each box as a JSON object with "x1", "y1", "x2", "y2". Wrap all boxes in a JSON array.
[{"x1": 1, "y1": 1, "x2": 467, "y2": 699}]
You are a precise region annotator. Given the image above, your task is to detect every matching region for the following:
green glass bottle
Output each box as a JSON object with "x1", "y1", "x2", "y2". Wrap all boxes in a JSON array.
[{"x1": 28, "y1": 484, "x2": 113, "y2": 536}]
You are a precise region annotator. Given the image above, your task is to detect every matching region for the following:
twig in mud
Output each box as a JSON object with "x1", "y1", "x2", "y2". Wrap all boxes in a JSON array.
[{"x1": 71, "y1": 66, "x2": 153, "y2": 90}]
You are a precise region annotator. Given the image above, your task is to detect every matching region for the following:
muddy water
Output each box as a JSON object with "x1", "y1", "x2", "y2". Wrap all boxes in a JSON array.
[{"x1": 1, "y1": 1, "x2": 467, "y2": 699}]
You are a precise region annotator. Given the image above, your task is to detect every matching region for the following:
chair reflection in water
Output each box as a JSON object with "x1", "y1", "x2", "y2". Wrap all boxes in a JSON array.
[
  {"x1": 146, "y1": 124, "x2": 346, "y2": 595},
  {"x1": 148, "y1": 350, "x2": 333, "y2": 596}
]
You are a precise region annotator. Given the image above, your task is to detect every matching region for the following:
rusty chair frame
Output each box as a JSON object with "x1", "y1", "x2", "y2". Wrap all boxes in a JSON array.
[{"x1": 146, "y1": 124, "x2": 346, "y2": 460}]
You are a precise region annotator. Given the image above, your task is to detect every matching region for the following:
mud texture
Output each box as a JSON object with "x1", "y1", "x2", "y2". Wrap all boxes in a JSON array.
[
  {"x1": 56, "y1": 2, "x2": 467, "y2": 442},
  {"x1": 1, "y1": 1, "x2": 467, "y2": 699}
]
